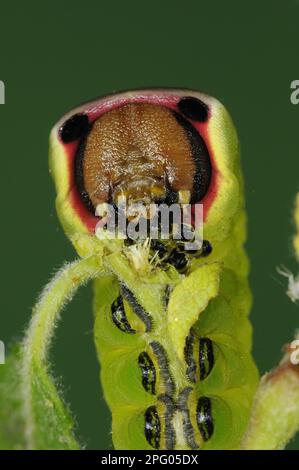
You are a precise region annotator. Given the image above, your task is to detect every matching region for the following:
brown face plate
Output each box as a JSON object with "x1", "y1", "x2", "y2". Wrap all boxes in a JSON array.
[{"x1": 75, "y1": 102, "x2": 211, "y2": 210}]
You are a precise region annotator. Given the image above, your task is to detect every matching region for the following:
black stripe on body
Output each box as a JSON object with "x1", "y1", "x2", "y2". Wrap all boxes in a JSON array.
[
  {"x1": 138, "y1": 352, "x2": 156, "y2": 395},
  {"x1": 144, "y1": 406, "x2": 161, "y2": 449},
  {"x1": 110, "y1": 295, "x2": 136, "y2": 334},
  {"x1": 172, "y1": 111, "x2": 211, "y2": 204},
  {"x1": 184, "y1": 329, "x2": 214, "y2": 382},
  {"x1": 73, "y1": 120, "x2": 95, "y2": 213},
  {"x1": 158, "y1": 394, "x2": 176, "y2": 450},
  {"x1": 120, "y1": 284, "x2": 152, "y2": 332},
  {"x1": 196, "y1": 396, "x2": 214, "y2": 441},
  {"x1": 199, "y1": 338, "x2": 214, "y2": 380},
  {"x1": 163, "y1": 285, "x2": 172, "y2": 308},
  {"x1": 150, "y1": 341, "x2": 175, "y2": 397},
  {"x1": 178, "y1": 387, "x2": 200, "y2": 450},
  {"x1": 184, "y1": 330, "x2": 196, "y2": 383}
]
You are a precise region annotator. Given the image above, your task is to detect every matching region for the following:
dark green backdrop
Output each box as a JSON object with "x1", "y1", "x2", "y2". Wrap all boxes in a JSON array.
[{"x1": 1, "y1": 0, "x2": 299, "y2": 450}]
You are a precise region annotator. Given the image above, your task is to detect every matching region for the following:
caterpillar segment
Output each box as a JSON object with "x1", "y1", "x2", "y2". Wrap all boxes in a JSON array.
[{"x1": 49, "y1": 89, "x2": 259, "y2": 449}]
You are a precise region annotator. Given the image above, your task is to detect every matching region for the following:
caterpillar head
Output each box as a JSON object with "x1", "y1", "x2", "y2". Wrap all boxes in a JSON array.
[{"x1": 49, "y1": 89, "x2": 240, "y2": 264}]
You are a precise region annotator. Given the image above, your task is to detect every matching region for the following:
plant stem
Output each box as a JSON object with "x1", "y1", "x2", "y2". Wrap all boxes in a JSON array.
[
  {"x1": 241, "y1": 347, "x2": 299, "y2": 449},
  {"x1": 22, "y1": 255, "x2": 103, "y2": 449}
]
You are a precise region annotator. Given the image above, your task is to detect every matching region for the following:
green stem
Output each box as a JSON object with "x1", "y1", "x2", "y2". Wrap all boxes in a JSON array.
[{"x1": 21, "y1": 255, "x2": 103, "y2": 449}]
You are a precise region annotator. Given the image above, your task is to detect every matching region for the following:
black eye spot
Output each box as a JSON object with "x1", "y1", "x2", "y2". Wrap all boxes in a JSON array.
[
  {"x1": 59, "y1": 113, "x2": 89, "y2": 143},
  {"x1": 111, "y1": 295, "x2": 136, "y2": 334},
  {"x1": 196, "y1": 397, "x2": 214, "y2": 441},
  {"x1": 144, "y1": 406, "x2": 161, "y2": 449},
  {"x1": 178, "y1": 97, "x2": 209, "y2": 122},
  {"x1": 138, "y1": 352, "x2": 156, "y2": 395}
]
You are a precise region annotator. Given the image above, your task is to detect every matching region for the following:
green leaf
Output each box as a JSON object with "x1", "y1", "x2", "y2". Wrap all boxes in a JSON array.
[
  {"x1": 167, "y1": 262, "x2": 222, "y2": 362},
  {"x1": 0, "y1": 346, "x2": 25, "y2": 449},
  {"x1": 0, "y1": 344, "x2": 79, "y2": 450}
]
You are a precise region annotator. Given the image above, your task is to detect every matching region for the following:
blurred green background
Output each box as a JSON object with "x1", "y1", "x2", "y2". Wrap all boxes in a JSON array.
[{"x1": 0, "y1": 0, "x2": 299, "y2": 450}]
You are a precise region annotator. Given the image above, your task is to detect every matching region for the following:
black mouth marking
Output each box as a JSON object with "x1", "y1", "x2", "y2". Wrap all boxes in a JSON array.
[
  {"x1": 60, "y1": 113, "x2": 90, "y2": 143},
  {"x1": 178, "y1": 97, "x2": 209, "y2": 123}
]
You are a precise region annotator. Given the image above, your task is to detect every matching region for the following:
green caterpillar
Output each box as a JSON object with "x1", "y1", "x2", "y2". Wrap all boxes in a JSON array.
[{"x1": 49, "y1": 89, "x2": 259, "y2": 450}]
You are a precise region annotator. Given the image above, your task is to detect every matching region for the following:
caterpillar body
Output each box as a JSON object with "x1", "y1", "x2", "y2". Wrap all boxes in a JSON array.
[{"x1": 49, "y1": 89, "x2": 259, "y2": 450}]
